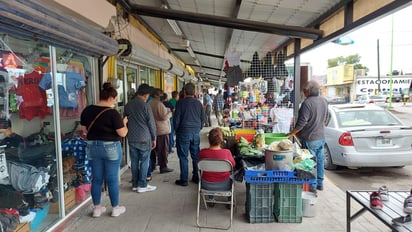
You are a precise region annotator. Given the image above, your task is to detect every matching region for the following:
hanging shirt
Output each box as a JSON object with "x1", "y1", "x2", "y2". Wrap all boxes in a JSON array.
[
  {"x1": 16, "y1": 71, "x2": 50, "y2": 120},
  {"x1": 39, "y1": 71, "x2": 86, "y2": 108}
]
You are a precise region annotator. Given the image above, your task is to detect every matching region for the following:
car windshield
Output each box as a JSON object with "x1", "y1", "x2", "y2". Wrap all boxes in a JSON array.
[{"x1": 336, "y1": 110, "x2": 401, "y2": 127}]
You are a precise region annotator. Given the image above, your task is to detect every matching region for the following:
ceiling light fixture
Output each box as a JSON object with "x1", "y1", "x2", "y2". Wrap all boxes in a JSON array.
[
  {"x1": 186, "y1": 46, "x2": 196, "y2": 58},
  {"x1": 162, "y1": 5, "x2": 183, "y2": 37},
  {"x1": 167, "y1": 19, "x2": 182, "y2": 37}
]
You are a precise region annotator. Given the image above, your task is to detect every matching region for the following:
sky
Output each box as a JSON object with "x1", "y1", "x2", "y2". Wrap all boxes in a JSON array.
[{"x1": 288, "y1": 4, "x2": 412, "y2": 77}]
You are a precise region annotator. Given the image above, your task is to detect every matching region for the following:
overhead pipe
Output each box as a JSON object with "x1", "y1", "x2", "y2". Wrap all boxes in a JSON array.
[
  {"x1": 0, "y1": 0, "x2": 118, "y2": 56},
  {"x1": 128, "y1": 4, "x2": 323, "y2": 40}
]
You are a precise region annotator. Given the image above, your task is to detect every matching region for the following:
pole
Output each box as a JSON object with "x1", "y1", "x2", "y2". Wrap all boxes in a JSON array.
[
  {"x1": 388, "y1": 15, "x2": 394, "y2": 108},
  {"x1": 377, "y1": 39, "x2": 380, "y2": 93}
]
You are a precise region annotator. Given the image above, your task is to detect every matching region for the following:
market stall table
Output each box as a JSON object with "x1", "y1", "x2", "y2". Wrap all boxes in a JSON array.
[{"x1": 346, "y1": 190, "x2": 412, "y2": 232}]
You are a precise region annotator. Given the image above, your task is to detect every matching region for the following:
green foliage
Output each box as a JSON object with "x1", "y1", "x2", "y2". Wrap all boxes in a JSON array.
[{"x1": 327, "y1": 54, "x2": 369, "y2": 74}]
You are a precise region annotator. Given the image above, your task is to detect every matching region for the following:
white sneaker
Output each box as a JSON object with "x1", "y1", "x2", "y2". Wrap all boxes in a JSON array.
[
  {"x1": 92, "y1": 206, "x2": 106, "y2": 218},
  {"x1": 378, "y1": 185, "x2": 389, "y2": 201},
  {"x1": 132, "y1": 187, "x2": 138, "y2": 191},
  {"x1": 404, "y1": 194, "x2": 412, "y2": 214},
  {"x1": 111, "y1": 206, "x2": 126, "y2": 217},
  {"x1": 137, "y1": 184, "x2": 157, "y2": 193}
]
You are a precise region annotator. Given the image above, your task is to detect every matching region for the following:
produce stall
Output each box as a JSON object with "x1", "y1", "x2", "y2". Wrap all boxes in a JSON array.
[{"x1": 221, "y1": 127, "x2": 317, "y2": 223}]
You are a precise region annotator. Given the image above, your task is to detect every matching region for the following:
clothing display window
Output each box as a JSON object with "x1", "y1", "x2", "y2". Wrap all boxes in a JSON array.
[{"x1": 0, "y1": 33, "x2": 96, "y2": 232}]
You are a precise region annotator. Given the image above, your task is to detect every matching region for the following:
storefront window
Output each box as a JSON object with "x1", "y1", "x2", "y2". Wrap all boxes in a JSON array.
[
  {"x1": 140, "y1": 66, "x2": 149, "y2": 84},
  {"x1": 149, "y1": 69, "x2": 158, "y2": 87},
  {"x1": 164, "y1": 73, "x2": 175, "y2": 95},
  {"x1": 126, "y1": 67, "x2": 137, "y2": 101},
  {"x1": 115, "y1": 65, "x2": 125, "y2": 108},
  {"x1": 0, "y1": 33, "x2": 95, "y2": 231}
]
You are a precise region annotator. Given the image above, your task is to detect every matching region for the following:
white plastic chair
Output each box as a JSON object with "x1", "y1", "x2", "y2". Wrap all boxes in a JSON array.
[{"x1": 196, "y1": 158, "x2": 234, "y2": 230}]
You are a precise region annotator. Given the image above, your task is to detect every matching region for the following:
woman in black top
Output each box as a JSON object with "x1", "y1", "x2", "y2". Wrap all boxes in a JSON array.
[{"x1": 80, "y1": 83, "x2": 128, "y2": 217}]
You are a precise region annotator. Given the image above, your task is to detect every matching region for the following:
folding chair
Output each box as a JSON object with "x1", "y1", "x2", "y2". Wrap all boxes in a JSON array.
[{"x1": 196, "y1": 158, "x2": 234, "y2": 230}]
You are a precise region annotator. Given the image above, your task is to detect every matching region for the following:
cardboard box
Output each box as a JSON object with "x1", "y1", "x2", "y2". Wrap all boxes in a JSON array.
[
  {"x1": 12, "y1": 223, "x2": 30, "y2": 232},
  {"x1": 49, "y1": 187, "x2": 76, "y2": 213}
]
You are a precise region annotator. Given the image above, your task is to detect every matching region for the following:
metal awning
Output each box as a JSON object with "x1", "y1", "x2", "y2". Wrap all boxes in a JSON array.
[
  {"x1": 0, "y1": 0, "x2": 118, "y2": 57},
  {"x1": 118, "y1": 0, "x2": 412, "y2": 84}
]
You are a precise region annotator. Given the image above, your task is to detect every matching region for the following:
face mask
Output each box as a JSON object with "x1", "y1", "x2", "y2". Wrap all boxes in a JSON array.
[{"x1": 0, "y1": 133, "x2": 5, "y2": 140}]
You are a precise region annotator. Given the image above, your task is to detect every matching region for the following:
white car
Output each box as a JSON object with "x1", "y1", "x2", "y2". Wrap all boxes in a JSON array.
[
  {"x1": 324, "y1": 104, "x2": 412, "y2": 169},
  {"x1": 353, "y1": 95, "x2": 387, "y2": 107}
]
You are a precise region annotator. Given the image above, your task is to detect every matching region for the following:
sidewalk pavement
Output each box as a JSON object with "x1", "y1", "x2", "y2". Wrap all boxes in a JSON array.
[
  {"x1": 388, "y1": 102, "x2": 412, "y2": 113},
  {"x1": 63, "y1": 126, "x2": 393, "y2": 232}
]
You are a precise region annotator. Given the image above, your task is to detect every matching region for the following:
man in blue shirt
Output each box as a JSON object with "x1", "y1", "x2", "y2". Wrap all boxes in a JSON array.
[
  {"x1": 202, "y1": 89, "x2": 212, "y2": 127},
  {"x1": 213, "y1": 89, "x2": 225, "y2": 126},
  {"x1": 174, "y1": 83, "x2": 204, "y2": 186}
]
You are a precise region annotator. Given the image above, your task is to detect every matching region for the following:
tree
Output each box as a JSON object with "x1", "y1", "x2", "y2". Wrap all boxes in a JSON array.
[{"x1": 327, "y1": 54, "x2": 369, "y2": 74}]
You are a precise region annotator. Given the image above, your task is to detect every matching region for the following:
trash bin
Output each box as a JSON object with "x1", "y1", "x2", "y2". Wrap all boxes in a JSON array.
[{"x1": 302, "y1": 191, "x2": 317, "y2": 217}]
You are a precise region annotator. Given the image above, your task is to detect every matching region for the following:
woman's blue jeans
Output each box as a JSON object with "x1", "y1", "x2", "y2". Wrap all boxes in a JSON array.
[
  {"x1": 176, "y1": 132, "x2": 200, "y2": 182},
  {"x1": 129, "y1": 141, "x2": 151, "y2": 188},
  {"x1": 87, "y1": 140, "x2": 122, "y2": 207},
  {"x1": 301, "y1": 139, "x2": 325, "y2": 190}
]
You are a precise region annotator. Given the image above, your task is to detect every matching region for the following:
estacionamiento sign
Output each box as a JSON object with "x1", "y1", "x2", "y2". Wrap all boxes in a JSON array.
[{"x1": 355, "y1": 76, "x2": 412, "y2": 95}]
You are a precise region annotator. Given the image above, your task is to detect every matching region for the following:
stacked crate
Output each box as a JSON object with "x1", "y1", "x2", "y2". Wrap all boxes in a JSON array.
[
  {"x1": 274, "y1": 183, "x2": 303, "y2": 223},
  {"x1": 244, "y1": 170, "x2": 314, "y2": 224},
  {"x1": 245, "y1": 183, "x2": 275, "y2": 223}
]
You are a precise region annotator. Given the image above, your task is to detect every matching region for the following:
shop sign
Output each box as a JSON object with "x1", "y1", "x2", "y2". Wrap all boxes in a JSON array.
[
  {"x1": 0, "y1": 51, "x2": 22, "y2": 69},
  {"x1": 355, "y1": 77, "x2": 412, "y2": 95}
]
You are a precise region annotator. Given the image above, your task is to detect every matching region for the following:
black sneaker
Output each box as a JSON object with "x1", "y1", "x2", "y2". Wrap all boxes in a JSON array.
[
  {"x1": 191, "y1": 176, "x2": 199, "y2": 184},
  {"x1": 310, "y1": 188, "x2": 317, "y2": 194},
  {"x1": 316, "y1": 186, "x2": 324, "y2": 191},
  {"x1": 392, "y1": 215, "x2": 412, "y2": 225},
  {"x1": 160, "y1": 167, "x2": 174, "y2": 173},
  {"x1": 175, "y1": 180, "x2": 188, "y2": 186}
]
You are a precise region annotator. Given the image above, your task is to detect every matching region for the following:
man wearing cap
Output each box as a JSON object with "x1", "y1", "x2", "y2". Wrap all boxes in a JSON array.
[{"x1": 124, "y1": 84, "x2": 157, "y2": 193}]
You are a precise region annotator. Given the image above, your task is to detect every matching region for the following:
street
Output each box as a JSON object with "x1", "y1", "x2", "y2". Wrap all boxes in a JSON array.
[{"x1": 325, "y1": 102, "x2": 412, "y2": 192}]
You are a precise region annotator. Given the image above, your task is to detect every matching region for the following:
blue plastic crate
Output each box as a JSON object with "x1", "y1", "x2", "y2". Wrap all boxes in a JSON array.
[{"x1": 244, "y1": 169, "x2": 316, "y2": 184}]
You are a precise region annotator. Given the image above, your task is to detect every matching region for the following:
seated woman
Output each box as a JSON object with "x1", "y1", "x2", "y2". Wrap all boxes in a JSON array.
[{"x1": 199, "y1": 127, "x2": 236, "y2": 191}]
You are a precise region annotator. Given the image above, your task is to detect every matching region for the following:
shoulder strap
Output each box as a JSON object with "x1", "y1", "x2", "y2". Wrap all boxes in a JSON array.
[{"x1": 87, "y1": 108, "x2": 111, "y2": 132}]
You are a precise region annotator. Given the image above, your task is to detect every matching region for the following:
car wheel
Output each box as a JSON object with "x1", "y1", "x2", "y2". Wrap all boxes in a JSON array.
[{"x1": 324, "y1": 144, "x2": 337, "y2": 170}]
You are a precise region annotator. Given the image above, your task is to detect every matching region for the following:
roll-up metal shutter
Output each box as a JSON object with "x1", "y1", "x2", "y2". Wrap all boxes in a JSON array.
[
  {"x1": 0, "y1": 0, "x2": 118, "y2": 56},
  {"x1": 122, "y1": 40, "x2": 188, "y2": 78}
]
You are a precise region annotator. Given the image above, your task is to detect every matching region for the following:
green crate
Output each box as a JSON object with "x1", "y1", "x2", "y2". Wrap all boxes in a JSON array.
[
  {"x1": 273, "y1": 183, "x2": 303, "y2": 223},
  {"x1": 245, "y1": 183, "x2": 275, "y2": 223}
]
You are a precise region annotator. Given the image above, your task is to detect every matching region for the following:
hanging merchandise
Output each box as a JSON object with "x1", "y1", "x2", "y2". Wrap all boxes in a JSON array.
[
  {"x1": 262, "y1": 52, "x2": 275, "y2": 78},
  {"x1": 248, "y1": 51, "x2": 262, "y2": 78},
  {"x1": 39, "y1": 60, "x2": 87, "y2": 119},
  {"x1": 40, "y1": 71, "x2": 86, "y2": 108},
  {"x1": 225, "y1": 48, "x2": 243, "y2": 86},
  {"x1": 274, "y1": 52, "x2": 289, "y2": 80},
  {"x1": 16, "y1": 71, "x2": 50, "y2": 120}
]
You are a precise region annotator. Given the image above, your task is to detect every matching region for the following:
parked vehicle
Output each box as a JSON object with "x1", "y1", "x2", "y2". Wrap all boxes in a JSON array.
[
  {"x1": 380, "y1": 90, "x2": 402, "y2": 102},
  {"x1": 353, "y1": 95, "x2": 387, "y2": 107},
  {"x1": 324, "y1": 104, "x2": 412, "y2": 170},
  {"x1": 326, "y1": 96, "x2": 346, "y2": 104}
]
